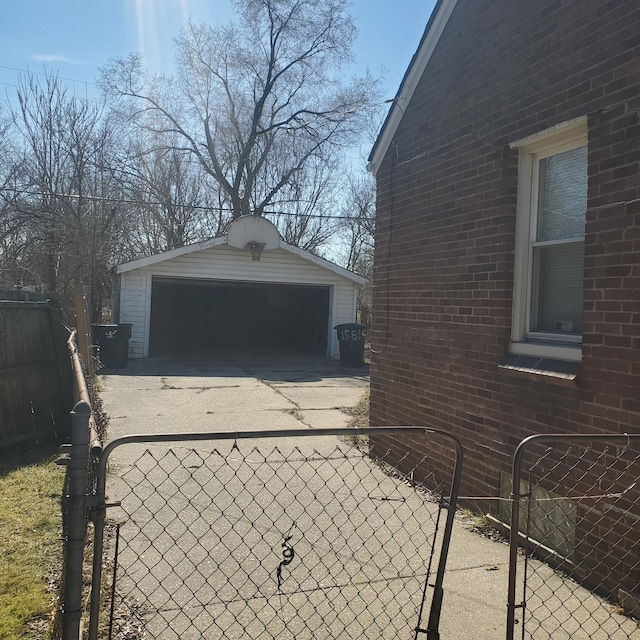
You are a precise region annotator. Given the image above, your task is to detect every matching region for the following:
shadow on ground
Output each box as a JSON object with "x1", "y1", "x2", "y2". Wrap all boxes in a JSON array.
[
  {"x1": 99, "y1": 356, "x2": 370, "y2": 383},
  {"x1": 0, "y1": 437, "x2": 62, "y2": 475}
]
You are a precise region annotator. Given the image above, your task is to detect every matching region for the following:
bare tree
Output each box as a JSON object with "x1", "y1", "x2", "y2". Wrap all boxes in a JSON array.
[
  {"x1": 341, "y1": 171, "x2": 375, "y2": 274},
  {"x1": 118, "y1": 132, "x2": 230, "y2": 257},
  {"x1": 3, "y1": 72, "x2": 124, "y2": 319},
  {"x1": 266, "y1": 152, "x2": 342, "y2": 253},
  {"x1": 0, "y1": 109, "x2": 28, "y2": 288},
  {"x1": 101, "y1": 0, "x2": 379, "y2": 229},
  {"x1": 339, "y1": 170, "x2": 375, "y2": 322}
]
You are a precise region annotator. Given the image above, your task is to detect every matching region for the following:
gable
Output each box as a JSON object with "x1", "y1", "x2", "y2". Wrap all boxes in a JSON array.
[
  {"x1": 116, "y1": 242, "x2": 366, "y2": 286},
  {"x1": 115, "y1": 216, "x2": 366, "y2": 285},
  {"x1": 367, "y1": 0, "x2": 457, "y2": 176}
]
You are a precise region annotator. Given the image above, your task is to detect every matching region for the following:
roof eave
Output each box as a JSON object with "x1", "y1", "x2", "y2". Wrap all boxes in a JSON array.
[
  {"x1": 282, "y1": 243, "x2": 369, "y2": 285},
  {"x1": 113, "y1": 237, "x2": 367, "y2": 285},
  {"x1": 113, "y1": 236, "x2": 227, "y2": 274},
  {"x1": 367, "y1": 0, "x2": 458, "y2": 176}
]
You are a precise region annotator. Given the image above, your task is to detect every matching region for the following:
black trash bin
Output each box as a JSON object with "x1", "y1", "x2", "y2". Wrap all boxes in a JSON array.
[
  {"x1": 93, "y1": 323, "x2": 132, "y2": 369},
  {"x1": 334, "y1": 323, "x2": 367, "y2": 368}
]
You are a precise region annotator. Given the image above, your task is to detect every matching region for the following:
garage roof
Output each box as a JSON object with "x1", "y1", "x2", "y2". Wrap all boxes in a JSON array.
[{"x1": 113, "y1": 228, "x2": 367, "y2": 285}]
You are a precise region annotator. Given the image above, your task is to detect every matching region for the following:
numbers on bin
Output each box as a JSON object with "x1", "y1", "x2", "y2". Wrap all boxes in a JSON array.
[{"x1": 339, "y1": 328, "x2": 366, "y2": 341}]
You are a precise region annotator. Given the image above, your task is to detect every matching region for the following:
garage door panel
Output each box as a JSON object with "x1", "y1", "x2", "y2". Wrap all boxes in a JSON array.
[{"x1": 149, "y1": 279, "x2": 329, "y2": 358}]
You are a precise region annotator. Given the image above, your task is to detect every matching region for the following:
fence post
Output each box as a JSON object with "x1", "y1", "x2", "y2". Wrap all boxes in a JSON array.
[
  {"x1": 425, "y1": 434, "x2": 463, "y2": 640},
  {"x1": 505, "y1": 438, "x2": 526, "y2": 640},
  {"x1": 62, "y1": 400, "x2": 91, "y2": 640}
]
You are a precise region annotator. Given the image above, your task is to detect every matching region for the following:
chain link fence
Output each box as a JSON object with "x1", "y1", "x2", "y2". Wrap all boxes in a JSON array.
[
  {"x1": 506, "y1": 434, "x2": 640, "y2": 640},
  {"x1": 89, "y1": 428, "x2": 462, "y2": 640}
]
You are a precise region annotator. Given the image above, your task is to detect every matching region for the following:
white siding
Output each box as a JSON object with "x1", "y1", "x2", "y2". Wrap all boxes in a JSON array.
[
  {"x1": 119, "y1": 271, "x2": 149, "y2": 359},
  {"x1": 119, "y1": 246, "x2": 359, "y2": 359}
]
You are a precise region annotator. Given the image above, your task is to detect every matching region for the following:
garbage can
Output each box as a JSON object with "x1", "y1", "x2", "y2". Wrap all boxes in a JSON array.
[
  {"x1": 93, "y1": 323, "x2": 132, "y2": 369},
  {"x1": 334, "y1": 323, "x2": 367, "y2": 368}
]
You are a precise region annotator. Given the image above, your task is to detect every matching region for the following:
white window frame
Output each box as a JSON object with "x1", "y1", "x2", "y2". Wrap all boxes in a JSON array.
[{"x1": 509, "y1": 117, "x2": 588, "y2": 363}]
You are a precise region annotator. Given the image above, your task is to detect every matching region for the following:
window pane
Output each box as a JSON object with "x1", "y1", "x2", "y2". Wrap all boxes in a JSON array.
[
  {"x1": 538, "y1": 145, "x2": 587, "y2": 242},
  {"x1": 531, "y1": 242, "x2": 584, "y2": 334}
]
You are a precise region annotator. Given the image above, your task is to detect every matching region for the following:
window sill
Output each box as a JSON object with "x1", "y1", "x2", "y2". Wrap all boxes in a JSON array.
[
  {"x1": 499, "y1": 353, "x2": 580, "y2": 387},
  {"x1": 509, "y1": 339, "x2": 581, "y2": 363}
]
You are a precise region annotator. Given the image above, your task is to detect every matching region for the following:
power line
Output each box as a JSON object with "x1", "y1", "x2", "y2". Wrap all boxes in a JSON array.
[
  {"x1": 0, "y1": 63, "x2": 392, "y2": 112},
  {"x1": 0, "y1": 64, "x2": 97, "y2": 88},
  {"x1": 0, "y1": 65, "x2": 100, "y2": 106},
  {"x1": 2, "y1": 188, "x2": 368, "y2": 221}
]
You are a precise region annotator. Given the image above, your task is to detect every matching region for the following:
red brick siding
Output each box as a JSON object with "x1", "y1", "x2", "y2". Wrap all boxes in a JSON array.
[{"x1": 371, "y1": 0, "x2": 640, "y2": 598}]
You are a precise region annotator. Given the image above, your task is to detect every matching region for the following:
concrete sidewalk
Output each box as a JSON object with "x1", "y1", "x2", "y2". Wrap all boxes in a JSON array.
[{"x1": 98, "y1": 358, "x2": 638, "y2": 640}]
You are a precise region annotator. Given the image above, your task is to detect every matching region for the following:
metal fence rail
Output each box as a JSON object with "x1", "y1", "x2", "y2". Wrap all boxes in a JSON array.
[
  {"x1": 89, "y1": 427, "x2": 462, "y2": 640},
  {"x1": 506, "y1": 434, "x2": 640, "y2": 640},
  {"x1": 58, "y1": 329, "x2": 102, "y2": 640}
]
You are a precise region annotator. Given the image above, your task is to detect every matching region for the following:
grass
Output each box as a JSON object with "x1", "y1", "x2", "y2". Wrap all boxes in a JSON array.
[
  {"x1": 340, "y1": 390, "x2": 370, "y2": 450},
  {"x1": 346, "y1": 389, "x2": 370, "y2": 430},
  {"x1": 0, "y1": 456, "x2": 65, "y2": 640},
  {"x1": 459, "y1": 508, "x2": 490, "y2": 531}
]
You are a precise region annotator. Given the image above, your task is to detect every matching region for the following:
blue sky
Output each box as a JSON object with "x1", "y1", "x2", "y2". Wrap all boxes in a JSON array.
[{"x1": 1, "y1": 0, "x2": 437, "y2": 108}]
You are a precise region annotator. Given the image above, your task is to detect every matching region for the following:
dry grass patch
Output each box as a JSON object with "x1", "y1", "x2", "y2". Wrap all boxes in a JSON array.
[
  {"x1": 346, "y1": 389, "x2": 369, "y2": 430},
  {"x1": 0, "y1": 458, "x2": 65, "y2": 640},
  {"x1": 340, "y1": 390, "x2": 370, "y2": 450}
]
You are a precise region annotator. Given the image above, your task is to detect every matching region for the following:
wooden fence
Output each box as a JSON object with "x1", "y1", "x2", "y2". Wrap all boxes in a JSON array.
[{"x1": 0, "y1": 292, "x2": 73, "y2": 448}]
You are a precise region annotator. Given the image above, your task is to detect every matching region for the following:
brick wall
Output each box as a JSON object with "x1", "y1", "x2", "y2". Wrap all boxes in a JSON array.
[{"x1": 370, "y1": 0, "x2": 640, "y2": 599}]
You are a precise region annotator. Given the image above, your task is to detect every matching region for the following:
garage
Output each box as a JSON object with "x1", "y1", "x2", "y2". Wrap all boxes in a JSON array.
[
  {"x1": 148, "y1": 278, "x2": 330, "y2": 357},
  {"x1": 113, "y1": 216, "x2": 366, "y2": 360}
]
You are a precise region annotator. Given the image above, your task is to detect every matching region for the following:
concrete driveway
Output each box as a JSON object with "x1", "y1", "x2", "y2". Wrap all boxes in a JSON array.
[
  {"x1": 99, "y1": 357, "x2": 369, "y2": 439},
  {"x1": 96, "y1": 358, "x2": 638, "y2": 640},
  {"x1": 98, "y1": 357, "x2": 443, "y2": 640},
  {"x1": 97, "y1": 356, "x2": 372, "y2": 504},
  {"x1": 95, "y1": 358, "x2": 512, "y2": 640}
]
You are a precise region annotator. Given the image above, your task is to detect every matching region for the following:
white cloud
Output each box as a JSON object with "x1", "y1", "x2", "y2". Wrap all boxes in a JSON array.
[{"x1": 32, "y1": 53, "x2": 83, "y2": 65}]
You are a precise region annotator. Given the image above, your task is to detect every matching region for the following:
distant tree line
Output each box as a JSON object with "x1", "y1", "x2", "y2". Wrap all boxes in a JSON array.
[{"x1": 0, "y1": 0, "x2": 378, "y2": 322}]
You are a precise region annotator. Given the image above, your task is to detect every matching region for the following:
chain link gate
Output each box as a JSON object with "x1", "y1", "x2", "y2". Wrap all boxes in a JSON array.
[
  {"x1": 88, "y1": 427, "x2": 462, "y2": 640},
  {"x1": 506, "y1": 434, "x2": 640, "y2": 640}
]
